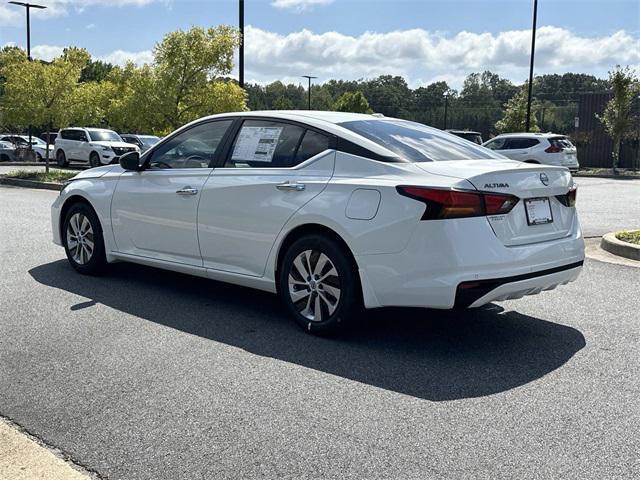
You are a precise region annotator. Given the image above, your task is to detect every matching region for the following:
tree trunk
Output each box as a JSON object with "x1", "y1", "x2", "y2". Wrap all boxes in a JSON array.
[
  {"x1": 612, "y1": 136, "x2": 621, "y2": 175},
  {"x1": 45, "y1": 122, "x2": 52, "y2": 174}
]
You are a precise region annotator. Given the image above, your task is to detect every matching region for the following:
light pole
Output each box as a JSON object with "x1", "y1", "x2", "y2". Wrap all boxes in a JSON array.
[
  {"x1": 8, "y1": 2, "x2": 47, "y2": 150},
  {"x1": 525, "y1": 0, "x2": 538, "y2": 132},
  {"x1": 8, "y1": 1, "x2": 47, "y2": 60},
  {"x1": 302, "y1": 75, "x2": 317, "y2": 110},
  {"x1": 238, "y1": 0, "x2": 244, "y2": 89}
]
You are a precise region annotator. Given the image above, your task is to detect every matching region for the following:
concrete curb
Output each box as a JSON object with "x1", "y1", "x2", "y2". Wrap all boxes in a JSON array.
[
  {"x1": 600, "y1": 232, "x2": 640, "y2": 261},
  {"x1": 0, "y1": 162, "x2": 85, "y2": 170},
  {"x1": 0, "y1": 176, "x2": 63, "y2": 191}
]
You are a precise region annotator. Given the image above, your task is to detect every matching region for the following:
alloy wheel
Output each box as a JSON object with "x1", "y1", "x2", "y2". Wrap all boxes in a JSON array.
[
  {"x1": 288, "y1": 249, "x2": 341, "y2": 322},
  {"x1": 66, "y1": 213, "x2": 94, "y2": 265}
]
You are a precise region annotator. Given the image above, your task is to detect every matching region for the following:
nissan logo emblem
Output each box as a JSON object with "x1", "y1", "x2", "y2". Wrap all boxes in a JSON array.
[{"x1": 540, "y1": 173, "x2": 549, "y2": 186}]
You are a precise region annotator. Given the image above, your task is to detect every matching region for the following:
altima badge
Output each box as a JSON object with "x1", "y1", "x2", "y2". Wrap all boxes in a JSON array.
[{"x1": 540, "y1": 173, "x2": 549, "y2": 186}]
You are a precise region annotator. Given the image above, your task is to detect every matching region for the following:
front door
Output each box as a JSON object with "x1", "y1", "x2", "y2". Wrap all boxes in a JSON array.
[
  {"x1": 111, "y1": 120, "x2": 234, "y2": 266},
  {"x1": 198, "y1": 119, "x2": 335, "y2": 277}
]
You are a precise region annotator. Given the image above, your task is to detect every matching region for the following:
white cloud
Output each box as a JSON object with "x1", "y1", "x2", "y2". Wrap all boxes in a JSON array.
[
  {"x1": 271, "y1": 0, "x2": 334, "y2": 12},
  {"x1": 22, "y1": 25, "x2": 640, "y2": 90},
  {"x1": 0, "y1": 5, "x2": 22, "y2": 26},
  {"x1": 31, "y1": 45, "x2": 65, "y2": 62},
  {"x1": 243, "y1": 25, "x2": 640, "y2": 88},
  {"x1": 99, "y1": 49, "x2": 154, "y2": 66},
  {"x1": 86, "y1": 23, "x2": 96, "y2": 30}
]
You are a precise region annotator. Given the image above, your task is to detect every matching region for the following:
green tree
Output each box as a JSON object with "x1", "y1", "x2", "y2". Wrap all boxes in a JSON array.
[
  {"x1": 153, "y1": 25, "x2": 245, "y2": 130},
  {"x1": 80, "y1": 59, "x2": 114, "y2": 83},
  {"x1": 106, "y1": 26, "x2": 247, "y2": 134},
  {"x1": 0, "y1": 47, "x2": 93, "y2": 171},
  {"x1": 495, "y1": 85, "x2": 540, "y2": 133},
  {"x1": 334, "y1": 91, "x2": 372, "y2": 113},
  {"x1": 597, "y1": 66, "x2": 639, "y2": 173}
]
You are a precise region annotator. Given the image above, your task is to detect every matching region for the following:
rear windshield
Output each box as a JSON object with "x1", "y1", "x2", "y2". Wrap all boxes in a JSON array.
[
  {"x1": 339, "y1": 119, "x2": 498, "y2": 162},
  {"x1": 550, "y1": 137, "x2": 574, "y2": 149}
]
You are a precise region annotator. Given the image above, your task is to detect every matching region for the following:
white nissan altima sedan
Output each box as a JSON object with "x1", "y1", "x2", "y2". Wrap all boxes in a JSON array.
[{"x1": 51, "y1": 111, "x2": 584, "y2": 335}]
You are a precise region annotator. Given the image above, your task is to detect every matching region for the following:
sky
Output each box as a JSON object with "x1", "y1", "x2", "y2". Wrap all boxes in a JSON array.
[{"x1": 1, "y1": 0, "x2": 639, "y2": 89}]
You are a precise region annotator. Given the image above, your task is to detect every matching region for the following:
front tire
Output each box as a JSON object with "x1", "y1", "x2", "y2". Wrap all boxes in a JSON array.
[
  {"x1": 278, "y1": 234, "x2": 361, "y2": 335},
  {"x1": 62, "y1": 202, "x2": 106, "y2": 275},
  {"x1": 89, "y1": 152, "x2": 101, "y2": 168},
  {"x1": 56, "y1": 150, "x2": 68, "y2": 167}
]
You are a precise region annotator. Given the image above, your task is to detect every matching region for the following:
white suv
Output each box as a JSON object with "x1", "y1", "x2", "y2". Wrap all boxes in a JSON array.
[
  {"x1": 483, "y1": 133, "x2": 579, "y2": 172},
  {"x1": 55, "y1": 128, "x2": 139, "y2": 167}
]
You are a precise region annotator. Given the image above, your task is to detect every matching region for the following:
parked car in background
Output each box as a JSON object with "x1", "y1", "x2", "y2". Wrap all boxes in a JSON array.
[
  {"x1": 40, "y1": 132, "x2": 58, "y2": 145},
  {"x1": 52, "y1": 111, "x2": 583, "y2": 335},
  {"x1": 0, "y1": 134, "x2": 54, "y2": 162},
  {"x1": 446, "y1": 129, "x2": 483, "y2": 145},
  {"x1": 0, "y1": 140, "x2": 17, "y2": 162},
  {"x1": 483, "y1": 133, "x2": 579, "y2": 172},
  {"x1": 120, "y1": 134, "x2": 161, "y2": 152},
  {"x1": 54, "y1": 128, "x2": 140, "y2": 167}
]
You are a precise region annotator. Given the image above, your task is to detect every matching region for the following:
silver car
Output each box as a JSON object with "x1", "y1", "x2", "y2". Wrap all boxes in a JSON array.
[{"x1": 0, "y1": 140, "x2": 16, "y2": 162}]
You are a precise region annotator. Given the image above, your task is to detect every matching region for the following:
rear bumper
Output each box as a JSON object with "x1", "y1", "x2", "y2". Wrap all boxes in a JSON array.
[
  {"x1": 356, "y1": 216, "x2": 585, "y2": 309},
  {"x1": 454, "y1": 261, "x2": 583, "y2": 308}
]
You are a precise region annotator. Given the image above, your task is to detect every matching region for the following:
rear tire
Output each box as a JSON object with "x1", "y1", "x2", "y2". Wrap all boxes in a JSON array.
[
  {"x1": 56, "y1": 150, "x2": 68, "y2": 167},
  {"x1": 278, "y1": 234, "x2": 362, "y2": 336},
  {"x1": 62, "y1": 202, "x2": 107, "y2": 275}
]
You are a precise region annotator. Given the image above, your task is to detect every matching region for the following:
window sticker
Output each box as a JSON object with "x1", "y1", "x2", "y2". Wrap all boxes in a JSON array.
[{"x1": 232, "y1": 126, "x2": 283, "y2": 163}]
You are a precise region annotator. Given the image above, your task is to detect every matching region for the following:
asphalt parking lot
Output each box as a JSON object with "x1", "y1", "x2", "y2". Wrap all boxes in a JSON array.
[{"x1": 1, "y1": 180, "x2": 639, "y2": 479}]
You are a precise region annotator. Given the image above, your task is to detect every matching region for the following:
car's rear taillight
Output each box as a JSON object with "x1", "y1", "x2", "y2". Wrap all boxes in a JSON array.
[
  {"x1": 396, "y1": 186, "x2": 519, "y2": 220},
  {"x1": 545, "y1": 144, "x2": 563, "y2": 153},
  {"x1": 556, "y1": 184, "x2": 577, "y2": 207}
]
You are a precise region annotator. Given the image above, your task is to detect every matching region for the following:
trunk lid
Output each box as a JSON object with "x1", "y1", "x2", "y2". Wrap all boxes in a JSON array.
[{"x1": 415, "y1": 160, "x2": 576, "y2": 246}]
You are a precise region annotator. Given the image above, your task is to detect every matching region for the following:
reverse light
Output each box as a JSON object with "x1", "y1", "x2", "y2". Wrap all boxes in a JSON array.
[{"x1": 396, "y1": 186, "x2": 519, "y2": 220}]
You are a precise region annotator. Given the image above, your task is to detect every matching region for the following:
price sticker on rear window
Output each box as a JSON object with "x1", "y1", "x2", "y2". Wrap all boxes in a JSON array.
[{"x1": 232, "y1": 126, "x2": 283, "y2": 163}]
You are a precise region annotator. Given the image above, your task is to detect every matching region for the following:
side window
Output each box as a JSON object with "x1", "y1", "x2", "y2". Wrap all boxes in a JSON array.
[
  {"x1": 149, "y1": 120, "x2": 232, "y2": 169},
  {"x1": 294, "y1": 130, "x2": 330, "y2": 165},
  {"x1": 60, "y1": 130, "x2": 70, "y2": 140},
  {"x1": 521, "y1": 138, "x2": 540, "y2": 149},
  {"x1": 507, "y1": 138, "x2": 539, "y2": 149},
  {"x1": 485, "y1": 138, "x2": 506, "y2": 150},
  {"x1": 78, "y1": 131, "x2": 88, "y2": 142},
  {"x1": 226, "y1": 120, "x2": 305, "y2": 168}
]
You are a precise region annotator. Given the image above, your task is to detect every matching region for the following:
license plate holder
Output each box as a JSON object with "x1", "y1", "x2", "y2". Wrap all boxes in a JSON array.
[{"x1": 525, "y1": 197, "x2": 553, "y2": 226}]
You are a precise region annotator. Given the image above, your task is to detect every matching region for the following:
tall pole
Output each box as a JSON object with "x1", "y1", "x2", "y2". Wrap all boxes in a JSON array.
[
  {"x1": 525, "y1": 0, "x2": 538, "y2": 132},
  {"x1": 238, "y1": 0, "x2": 244, "y2": 89},
  {"x1": 443, "y1": 94, "x2": 449, "y2": 130},
  {"x1": 8, "y1": 3, "x2": 47, "y2": 152},
  {"x1": 26, "y1": 4, "x2": 30, "y2": 59},
  {"x1": 302, "y1": 75, "x2": 317, "y2": 110}
]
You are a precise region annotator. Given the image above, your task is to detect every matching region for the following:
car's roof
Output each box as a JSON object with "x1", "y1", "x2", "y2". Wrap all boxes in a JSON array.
[
  {"x1": 199, "y1": 110, "x2": 385, "y2": 124},
  {"x1": 492, "y1": 132, "x2": 565, "y2": 138},
  {"x1": 179, "y1": 110, "x2": 405, "y2": 159}
]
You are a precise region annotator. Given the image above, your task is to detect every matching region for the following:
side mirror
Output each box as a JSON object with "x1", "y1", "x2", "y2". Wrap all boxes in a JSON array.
[{"x1": 120, "y1": 151, "x2": 142, "y2": 171}]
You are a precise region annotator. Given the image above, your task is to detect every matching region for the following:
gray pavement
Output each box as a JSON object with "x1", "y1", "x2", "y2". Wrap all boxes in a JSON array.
[{"x1": 0, "y1": 184, "x2": 639, "y2": 480}]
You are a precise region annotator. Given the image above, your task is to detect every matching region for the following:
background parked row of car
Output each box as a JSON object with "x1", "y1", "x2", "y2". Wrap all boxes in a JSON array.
[{"x1": 0, "y1": 129, "x2": 160, "y2": 166}]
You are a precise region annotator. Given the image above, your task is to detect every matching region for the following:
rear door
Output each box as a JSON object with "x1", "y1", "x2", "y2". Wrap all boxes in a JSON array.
[{"x1": 198, "y1": 118, "x2": 335, "y2": 277}]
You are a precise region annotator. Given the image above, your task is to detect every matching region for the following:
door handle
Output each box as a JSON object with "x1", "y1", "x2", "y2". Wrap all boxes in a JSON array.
[
  {"x1": 276, "y1": 181, "x2": 306, "y2": 192},
  {"x1": 176, "y1": 186, "x2": 198, "y2": 196}
]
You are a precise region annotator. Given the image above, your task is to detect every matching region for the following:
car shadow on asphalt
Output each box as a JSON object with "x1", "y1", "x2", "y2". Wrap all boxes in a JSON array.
[{"x1": 30, "y1": 260, "x2": 586, "y2": 402}]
